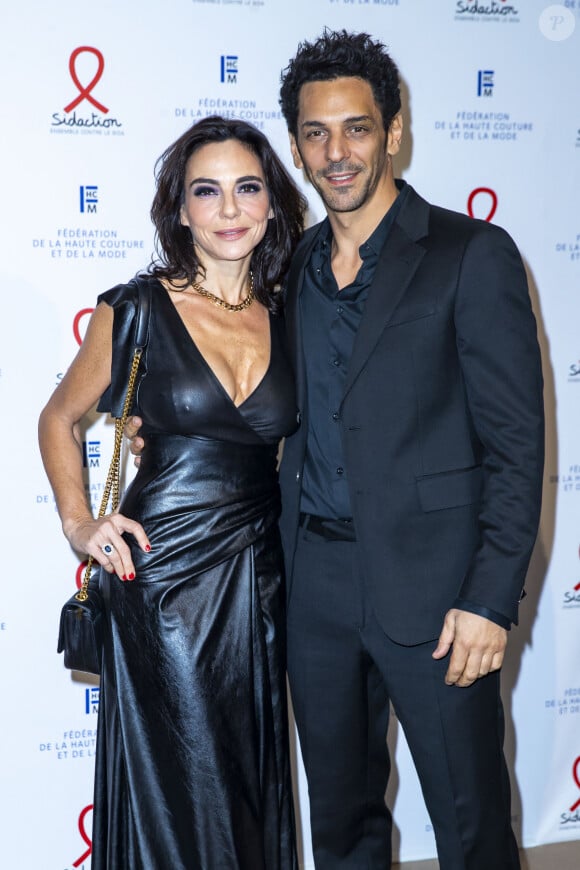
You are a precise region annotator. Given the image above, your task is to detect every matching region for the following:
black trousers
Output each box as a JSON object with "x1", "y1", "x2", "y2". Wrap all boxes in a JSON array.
[{"x1": 286, "y1": 527, "x2": 520, "y2": 870}]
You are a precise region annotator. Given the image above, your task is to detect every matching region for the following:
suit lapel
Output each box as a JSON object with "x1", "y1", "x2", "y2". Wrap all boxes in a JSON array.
[{"x1": 342, "y1": 188, "x2": 430, "y2": 401}]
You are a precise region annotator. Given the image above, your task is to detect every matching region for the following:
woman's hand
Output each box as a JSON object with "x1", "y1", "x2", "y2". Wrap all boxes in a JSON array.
[{"x1": 64, "y1": 513, "x2": 151, "y2": 581}]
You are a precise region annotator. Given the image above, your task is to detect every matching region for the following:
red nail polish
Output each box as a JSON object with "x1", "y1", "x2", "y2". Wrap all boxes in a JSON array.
[
  {"x1": 129, "y1": 573, "x2": 135, "y2": 581},
  {"x1": 145, "y1": 545, "x2": 151, "y2": 552},
  {"x1": 122, "y1": 575, "x2": 127, "y2": 581}
]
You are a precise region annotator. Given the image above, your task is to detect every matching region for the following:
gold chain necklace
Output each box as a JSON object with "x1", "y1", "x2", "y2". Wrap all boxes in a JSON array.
[{"x1": 191, "y1": 271, "x2": 254, "y2": 312}]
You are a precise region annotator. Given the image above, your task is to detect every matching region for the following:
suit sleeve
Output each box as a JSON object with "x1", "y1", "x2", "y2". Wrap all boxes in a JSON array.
[{"x1": 453, "y1": 222, "x2": 544, "y2": 624}]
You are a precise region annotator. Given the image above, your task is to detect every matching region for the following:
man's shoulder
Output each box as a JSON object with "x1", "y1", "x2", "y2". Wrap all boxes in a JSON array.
[{"x1": 402, "y1": 183, "x2": 512, "y2": 247}]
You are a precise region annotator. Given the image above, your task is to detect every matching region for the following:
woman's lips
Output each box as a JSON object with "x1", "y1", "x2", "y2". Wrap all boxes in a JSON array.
[{"x1": 215, "y1": 227, "x2": 249, "y2": 240}]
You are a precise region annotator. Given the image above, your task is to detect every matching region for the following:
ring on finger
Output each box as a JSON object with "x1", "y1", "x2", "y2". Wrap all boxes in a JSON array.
[{"x1": 102, "y1": 544, "x2": 115, "y2": 556}]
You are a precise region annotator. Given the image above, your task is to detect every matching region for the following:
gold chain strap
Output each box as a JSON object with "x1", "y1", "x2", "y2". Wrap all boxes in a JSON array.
[{"x1": 76, "y1": 347, "x2": 143, "y2": 601}]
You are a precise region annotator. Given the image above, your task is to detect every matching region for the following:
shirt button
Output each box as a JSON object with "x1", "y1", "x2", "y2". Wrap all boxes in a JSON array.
[
  {"x1": 337, "y1": 306, "x2": 343, "y2": 315},
  {"x1": 332, "y1": 412, "x2": 339, "y2": 421},
  {"x1": 296, "y1": 412, "x2": 302, "y2": 424},
  {"x1": 333, "y1": 359, "x2": 340, "y2": 367},
  {"x1": 336, "y1": 467, "x2": 344, "y2": 475}
]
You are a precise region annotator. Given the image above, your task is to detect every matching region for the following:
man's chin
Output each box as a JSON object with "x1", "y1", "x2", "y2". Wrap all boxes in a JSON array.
[{"x1": 319, "y1": 192, "x2": 367, "y2": 213}]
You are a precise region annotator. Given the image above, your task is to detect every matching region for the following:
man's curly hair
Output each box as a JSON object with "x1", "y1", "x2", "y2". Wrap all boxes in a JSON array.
[{"x1": 279, "y1": 29, "x2": 401, "y2": 138}]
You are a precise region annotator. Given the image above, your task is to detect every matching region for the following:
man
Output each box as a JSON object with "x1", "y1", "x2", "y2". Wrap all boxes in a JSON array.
[{"x1": 276, "y1": 29, "x2": 543, "y2": 870}]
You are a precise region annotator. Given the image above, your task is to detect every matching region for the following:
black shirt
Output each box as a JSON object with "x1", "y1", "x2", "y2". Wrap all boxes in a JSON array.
[{"x1": 300, "y1": 185, "x2": 407, "y2": 519}]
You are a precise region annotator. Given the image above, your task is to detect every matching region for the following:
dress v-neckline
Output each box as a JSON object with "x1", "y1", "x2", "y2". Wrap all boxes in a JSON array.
[{"x1": 159, "y1": 282, "x2": 273, "y2": 410}]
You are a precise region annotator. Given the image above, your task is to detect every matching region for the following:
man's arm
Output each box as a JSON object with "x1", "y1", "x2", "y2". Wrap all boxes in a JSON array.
[{"x1": 434, "y1": 221, "x2": 544, "y2": 685}]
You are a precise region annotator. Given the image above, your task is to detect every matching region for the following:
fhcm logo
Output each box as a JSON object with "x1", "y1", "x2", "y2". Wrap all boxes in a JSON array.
[
  {"x1": 80, "y1": 185, "x2": 98, "y2": 213},
  {"x1": 477, "y1": 70, "x2": 494, "y2": 97},
  {"x1": 220, "y1": 55, "x2": 238, "y2": 83},
  {"x1": 82, "y1": 440, "x2": 101, "y2": 468}
]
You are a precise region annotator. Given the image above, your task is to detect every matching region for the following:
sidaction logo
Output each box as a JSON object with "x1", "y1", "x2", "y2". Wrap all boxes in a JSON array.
[
  {"x1": 455, "y1": 0, "x2": 519, "y2": 21},
  {"x1": 568, "y1": 361, "x2": 580, "y2": 384},
  {"x1": 467, "y1": 187, "x2": 498, "y2": 222},
  {"x1": 563, "y1": 579, "x2": 580, "y2": 607},
  {"x1": 560, "y1": 757, "x2": 580, "y2": 825},
  {"x1": 51, "y1": 47, "x2": 123, "y2": 133},
  {"x1": 73, "y1": 308, "x2": 94, "y2": 346},
  {"x1": 563, "y1": 547, "x2": 580, "y2": 607},
  {"x1": 67, "y1": 804, "x2": 93, "y2": 869}
]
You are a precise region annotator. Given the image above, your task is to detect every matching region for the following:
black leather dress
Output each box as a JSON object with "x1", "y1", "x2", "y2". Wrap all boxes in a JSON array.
[{"x1": 91, "y1": 277, "x2": 299, "y2": 869}]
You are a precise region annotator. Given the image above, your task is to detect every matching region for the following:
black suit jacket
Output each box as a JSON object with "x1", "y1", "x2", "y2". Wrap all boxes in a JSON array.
[{"x1": 278, "y1": 184, "x2": 544, "y2": 645}]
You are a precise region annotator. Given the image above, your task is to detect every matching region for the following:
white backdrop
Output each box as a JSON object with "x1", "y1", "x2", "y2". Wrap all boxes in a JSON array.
[{"x1": 1, "y1": 1, "x2": 579, "y2": 867}]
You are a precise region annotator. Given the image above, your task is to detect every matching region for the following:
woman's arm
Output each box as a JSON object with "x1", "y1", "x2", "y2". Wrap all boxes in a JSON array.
[{"x1": 39, "y1": 302, "x2": 150, "y2": 580}]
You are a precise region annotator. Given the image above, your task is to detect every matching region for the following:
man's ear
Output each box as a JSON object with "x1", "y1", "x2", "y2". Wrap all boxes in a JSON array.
[
  {"x1": 289, "y1": 134, "x2": 304, "y2": 170},
  {"x1": 388, "y1": 113, "x2": 403, "y2": 156}
]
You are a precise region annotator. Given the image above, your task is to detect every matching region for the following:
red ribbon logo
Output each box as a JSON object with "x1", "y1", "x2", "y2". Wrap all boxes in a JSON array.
[
  {"x1": 64, "y1": 47, "x2": 109, "y2": 114},
  {"x1": 570, "y1": 757, "x2": 580, "y2": 812},
  {"x1": 73, "y1": 308, "x2": 94, "y2": 346},
  {"x1": 72, "y1": 804, "x2": 93, "y2": 867},
  {"x1": 467, "y1": 187, "x2": 498, "y2": 223}
]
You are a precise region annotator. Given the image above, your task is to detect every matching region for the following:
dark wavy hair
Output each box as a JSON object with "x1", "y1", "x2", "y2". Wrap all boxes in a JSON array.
[
  {"x1": 149, "y1": 116, "x2": 307, "y2": 313},
  {"x1": 279, "y1": 29, "x2": 401, "y2": 138}
]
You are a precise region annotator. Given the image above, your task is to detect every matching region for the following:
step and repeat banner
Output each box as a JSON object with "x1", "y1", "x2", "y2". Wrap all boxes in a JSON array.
[{"x1": 1, "y1": 1, "x2": 579, "y2": 866}]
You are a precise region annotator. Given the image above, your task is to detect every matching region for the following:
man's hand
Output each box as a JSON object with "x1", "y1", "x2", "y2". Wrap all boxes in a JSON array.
[
  {"x1": 432, "y1": 608, "x2": 507, "y2": 687},
  {"x1": 124, "y1": 415, "x2": 145, "y2": 465}
]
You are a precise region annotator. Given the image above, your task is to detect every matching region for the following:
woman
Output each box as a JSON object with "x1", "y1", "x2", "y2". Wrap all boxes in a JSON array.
[{"x1": 39, "y1": 116, "x2": 306, "y2": 869}]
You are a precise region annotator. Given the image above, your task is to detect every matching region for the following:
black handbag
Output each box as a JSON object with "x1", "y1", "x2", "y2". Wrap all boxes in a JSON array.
[
  {"x1": 57, "y1": 574, "x2": 104, "y2": 675},
  {"x1": 57, "y1": 278, "x2": 151, "y2": 674}
]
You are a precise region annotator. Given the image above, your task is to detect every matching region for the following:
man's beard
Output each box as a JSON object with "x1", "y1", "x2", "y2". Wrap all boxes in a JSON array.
[{"x1": 308, "y1": 159, "x2": 386, "y2": 214}]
